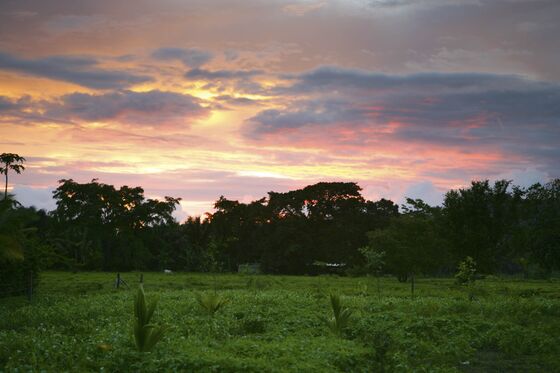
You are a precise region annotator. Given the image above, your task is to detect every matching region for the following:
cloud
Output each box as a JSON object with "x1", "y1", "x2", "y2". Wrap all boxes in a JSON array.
[
  {"x1": 224, "y1": 49, "x2": 239, "y2": 61},
  {"x1": 0, "y1": 52, "x2": 152, "y2": 89},
  {"x1": 214, "y1": 95, "x2": 260, "y2": 107},
  {"x1": 283, "y1": 1, "x2": 326, "y2": 16},
  {"x1": 185, "y1": 68, "x2": 263, "y2": 81},
  {"x1": 247, "y1": 99, "x2": 369, "y2": 135},
  {"x1": 44, "y1": 15, "x2": 108, "y2": 34},
  {"x1": 152, "y1": 47, "x2": 214, "y2": 68},
  {"x1": 248, "y1": 66, "x2": 560, "y2": 174},
  {"x1": 0, "y1": 95, "x2": 46, "y2": 124},
  {"x1": 282, "y1": 65, "x2": 527, "y2": 93},
  {"x1": 43, "y1": 90, "x2": 210, "y2": 126},
  {"x1": 0, "y1": 95, "x2": 24, "y2": 112}
]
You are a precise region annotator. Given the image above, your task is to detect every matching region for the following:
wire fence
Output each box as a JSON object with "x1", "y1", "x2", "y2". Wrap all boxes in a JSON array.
[{"x1": 0, "y1": 272, "x2": 147, "y2": 303}]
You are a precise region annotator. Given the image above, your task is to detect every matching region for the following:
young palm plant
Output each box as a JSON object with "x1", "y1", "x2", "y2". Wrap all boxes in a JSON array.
[
  {"x1": 195, "y1": 292, "x2": 228, "y2": 316},
  {"x1": 326, "y1": 293, "x2": 352, "y2": 337},
  {"x1": 133, "y1": 285, "x2": 166, "y2": 352}
]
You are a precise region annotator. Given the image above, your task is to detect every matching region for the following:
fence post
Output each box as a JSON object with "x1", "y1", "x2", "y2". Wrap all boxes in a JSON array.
[
  {"x1": 116, "y1": 273, "x2": 120, "y2": 289},
  {"x1": 27, "y1": 270, "x2": 33, "y2": 302}
]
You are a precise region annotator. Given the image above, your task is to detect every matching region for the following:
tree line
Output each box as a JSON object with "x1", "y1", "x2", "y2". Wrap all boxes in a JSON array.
[{"x1": 2, "y1": 154, "x2": 559, "y2": 285}]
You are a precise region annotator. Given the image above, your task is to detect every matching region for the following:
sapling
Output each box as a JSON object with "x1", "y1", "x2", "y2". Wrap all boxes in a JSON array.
[
  {"x1": 455, "y1": 256, "x2": 477, "y2": 285},
  {"x1": 133, "y1": 285, "x2": 166, "y2": 352},
  {"x1": 326, "y1": 293, "x2": 352, "y2": 337},
  {"x1": 196, "y1": 292, "x2": 228, "y2": 316},
  {"x1": 455, "y1": 256, "x2": 478, "y2": 300},
  {"x1": 359, "y1": 246, "x2": 385, "y2": 299}
]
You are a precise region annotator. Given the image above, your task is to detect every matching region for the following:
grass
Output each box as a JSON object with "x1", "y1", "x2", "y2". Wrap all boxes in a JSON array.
[{"x1": 1, "y1": 272, "x2": 559, "y2": 372}]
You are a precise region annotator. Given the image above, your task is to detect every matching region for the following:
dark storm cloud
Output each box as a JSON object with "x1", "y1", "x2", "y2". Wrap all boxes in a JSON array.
[
  {"x1": 43, "y1": 90, "x2": 209, "y2": 126},
  {"x1": 152, "y1": 47, "x2": 214, "y2": 68},
  {"x1": 0, "y1": 52, "x2": 152, "y2": 89}
]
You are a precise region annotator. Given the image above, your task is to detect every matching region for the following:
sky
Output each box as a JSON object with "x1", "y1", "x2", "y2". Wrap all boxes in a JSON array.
[{"x1": 1, "y1": 0, "x2": 559, "y2": 220}]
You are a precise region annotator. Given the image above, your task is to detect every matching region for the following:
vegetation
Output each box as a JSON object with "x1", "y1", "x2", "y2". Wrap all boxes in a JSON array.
[
  {"x1": 1, "y1": 152, "x2": 560, "y2": 370},
  {"x1": 325, "y1": 293, "x2": 352, "y2": 337},
  {"x1": 195, "y1": 292, "x2": 228, "y2": 316},
  {"x1": 1, "y1": 272, "x2": 559, "y2": 372},
  {"x1": 455, "y1": 257, "x2": 478, "y2": 286},
  {"x1": 133, "y1": 285, "x2": 166, "y2": 352},
  {"x1": 3, "y1": 175, "x2": 559, "y2": 280},
  {"x1": 0, "y1": 153, "x2": 26, "y2": 201}
]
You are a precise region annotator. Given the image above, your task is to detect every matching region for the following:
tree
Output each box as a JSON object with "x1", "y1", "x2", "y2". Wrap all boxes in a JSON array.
[
  {"x1": 51, "y1": 179, "x2": 180, "y2": 270},
  {"x1": 0, "y1": 196, "x2": 45, "y2": 297},
  {"x1": 367, "y1": 199, "x2": 449, "y2": 281},
  {"x1": 358, "y1": 245, "x2": 385, "y2": 298},
  {"x1": 0, "y1": 153, "x2": 26, "y2": 201},
  {"x1": 441, "y1": 180, "x2": 521, "y2": 272},
  {"x1": 517, "y1": 179, "x2": 560, "y2": 273}
]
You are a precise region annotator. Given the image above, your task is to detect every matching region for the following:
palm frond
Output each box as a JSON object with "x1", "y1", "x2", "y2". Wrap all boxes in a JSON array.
[
  {"x1": 133, "y1": 285, "x2": 166, "y2": 352},
  {"x1": 195, "y1": 292, "x2": 228, "y2": 315},
  {"x1": 326, "y1": 293, "x2": 352, "y2": 336}
]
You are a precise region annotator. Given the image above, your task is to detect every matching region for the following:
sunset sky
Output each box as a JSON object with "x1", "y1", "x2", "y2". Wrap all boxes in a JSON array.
[{"x1": 1, "y1": 0, "x2": 559, "y2": 219}]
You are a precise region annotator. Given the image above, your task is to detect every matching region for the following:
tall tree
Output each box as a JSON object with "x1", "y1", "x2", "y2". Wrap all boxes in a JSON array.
[
  {"x1": 442, "y1": 180, "x2": 521, "y2": 272},
  {"x1": 0, "y1": 153, "x2": 26, "y2": 201},
  {"x1": 52, "y1": 179, "x2": 180, "y2": 270}
]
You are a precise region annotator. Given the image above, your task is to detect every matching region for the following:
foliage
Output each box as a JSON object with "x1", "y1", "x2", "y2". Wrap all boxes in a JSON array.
[
  {"x1": 50, "y1": 179, "x2": 180, "y2": 270},
  {"x1": 358, "y1": 246, "x2": 385, "y2": 275},
  {"x1": 455, "y1": 256, "x2": 477, "y2": 285},
  {"x1": 0, "y1": 153, "x2": 25, "y2": 201},
  {"x1": 195, "y1": 292, "x2": 228, "y2": 316},
  {"x1": 366, "y1": 213, "x2": 447, "y2": 281},
  {"x1": 133, "y1": 285, "x2": 166, "y2": 352},
  {"x1": 326, "y1": 293, "x2": 352, "y2": 337},
  {"x1": 442, "y1": 180, "x2": 522, "y2": 273},
  {"x1": 3, "y1": 175, "x2": 560, "y2": 277},
  {"x1": 1, "y1": 272, "x2": 560, "y2": 372},
  {"x1": 0, "y1": 198, "x2": 45, "y2": 297}
]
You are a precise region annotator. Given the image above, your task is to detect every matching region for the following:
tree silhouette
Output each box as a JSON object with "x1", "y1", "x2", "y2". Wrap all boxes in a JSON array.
[{"x1": 0, "y1": 153, "x2": 26, "y2": 201}]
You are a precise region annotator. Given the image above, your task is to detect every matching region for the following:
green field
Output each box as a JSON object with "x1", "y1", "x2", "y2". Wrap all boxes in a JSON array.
[{"x1": 1, "y1": 272, "x2": 559, "y2": 372}]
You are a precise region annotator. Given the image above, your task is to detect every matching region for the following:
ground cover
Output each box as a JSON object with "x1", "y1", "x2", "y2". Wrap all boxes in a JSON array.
[{"x1": 1, "y1": 272, "x2": 559, "y2": 372}]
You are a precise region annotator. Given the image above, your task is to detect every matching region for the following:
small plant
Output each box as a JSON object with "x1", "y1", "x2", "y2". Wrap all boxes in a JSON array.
[
  {"x1": 246, "y1": 277, "x2": 270, "y2": 293},
  {"x1": 455, "y1": 257, "x2": 481, "y2": 301},
  {"x1": 326, "y1": 293, "x2": 352, "y2": 337},
  {"x1": 359, "y1": 246, "x2": 385, "y2": 299},
  {"x1": 196, "y1": 292, "x2": 228, "y2": 315},
  {"x1": 133, "y1": 285, "x2": 166, "y2": 352},
  {"x1": 455, "y1": 256, "x2": 477, "y2": 285},
  {"x1": 357, "y1": 281, "x2": 368, "y2": 296}
]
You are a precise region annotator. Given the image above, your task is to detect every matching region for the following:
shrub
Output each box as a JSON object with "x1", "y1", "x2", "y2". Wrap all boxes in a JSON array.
[{"x1": 455, "y1": 256, "x2": 477, "y2": 285}]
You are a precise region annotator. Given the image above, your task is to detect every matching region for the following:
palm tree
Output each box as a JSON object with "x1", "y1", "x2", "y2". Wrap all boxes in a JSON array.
[{"x1": 0, "y1": 153, "x2": 26, "y2": 201}]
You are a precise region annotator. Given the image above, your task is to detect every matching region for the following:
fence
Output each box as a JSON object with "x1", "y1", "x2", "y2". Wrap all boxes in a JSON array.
[{"x1": 0, "y1": 272, "x2": 149, "y2": 302}]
